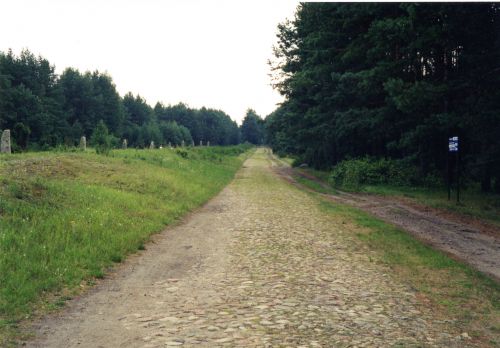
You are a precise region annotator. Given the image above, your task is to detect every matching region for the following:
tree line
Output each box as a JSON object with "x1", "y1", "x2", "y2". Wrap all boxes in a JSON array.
[
  {"x1": 266, "y1": 3, "x2": 500, "y2": 192},
  {"x1": 0, "y1": 49, "x2": 265, "y2": 151}
]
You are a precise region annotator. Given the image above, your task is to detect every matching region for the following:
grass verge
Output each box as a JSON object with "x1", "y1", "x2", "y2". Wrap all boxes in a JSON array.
[
  {"x1": 0, "y1": 145, "x2": 251, "y2": 345},
  {"x1": 360, "y1": 184, "x2": 500, "y2": 227},
  {"x1": 298, "y1": 167, "x2": 500, "y2": 228},
  {"x1": 293, "y1": 174, "x2": 337, "y2": 195}
]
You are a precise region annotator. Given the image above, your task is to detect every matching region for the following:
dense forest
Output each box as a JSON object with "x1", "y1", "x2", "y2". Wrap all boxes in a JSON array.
[
  {"x1": 267, "y1": 3, "x2": 500, "y2": 192},
  {"x1": 0, "y1": 49, "x2": 267, "y2": 150}
]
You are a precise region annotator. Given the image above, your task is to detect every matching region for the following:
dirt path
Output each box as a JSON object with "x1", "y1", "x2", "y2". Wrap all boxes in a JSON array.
[
  {"x1": 274, "y1": 160, "x2": 500, "y2": 281},
  {"x1": 26, "y1": 149, "x2": 471, "y2": 347}
]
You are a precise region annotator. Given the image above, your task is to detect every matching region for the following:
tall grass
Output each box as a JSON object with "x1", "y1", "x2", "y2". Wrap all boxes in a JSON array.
[{"x1": 0, "y1": 145, "x2": 251, "y2": 343}]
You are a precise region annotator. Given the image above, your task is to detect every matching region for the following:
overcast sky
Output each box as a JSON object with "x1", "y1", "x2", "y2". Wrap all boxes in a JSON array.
[{"x1": 1, "y1": 0, "x2": 299, "y2": 123}]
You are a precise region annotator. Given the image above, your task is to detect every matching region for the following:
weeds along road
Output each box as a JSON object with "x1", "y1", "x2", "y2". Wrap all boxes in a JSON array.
[{"x1": 27, "y1": 148, "x2": 472, "y2": 347}]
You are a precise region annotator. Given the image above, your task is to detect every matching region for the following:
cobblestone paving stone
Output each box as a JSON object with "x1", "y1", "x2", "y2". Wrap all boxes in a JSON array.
[
  {"x1": 132, "y1": 150, "x2": 466, "y2": 347},
  {"x1": 29, "y1": 149, "x2": 470, "y2": 347}
]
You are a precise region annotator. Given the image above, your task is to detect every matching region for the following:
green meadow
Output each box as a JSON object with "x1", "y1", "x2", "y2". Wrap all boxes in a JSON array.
[{"x1": 0, "y1": 145, "x2": 251, "y2": 342}]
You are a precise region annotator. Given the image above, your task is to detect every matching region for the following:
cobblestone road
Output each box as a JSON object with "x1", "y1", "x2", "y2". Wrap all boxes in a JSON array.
[{"x1": 28, "y1": 149, "x2": 467, "y2": 347}]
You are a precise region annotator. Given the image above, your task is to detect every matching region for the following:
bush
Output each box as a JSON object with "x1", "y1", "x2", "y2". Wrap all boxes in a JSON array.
[
  {"x1": 329, "y1": 157, "x2": 442, "y2": 190},
  {"x1": 175, "y1": 148, "x2": 189, "y2": 158},
  {"x1": 91, "y1": 120, "x2": 112, "y2": 155}
]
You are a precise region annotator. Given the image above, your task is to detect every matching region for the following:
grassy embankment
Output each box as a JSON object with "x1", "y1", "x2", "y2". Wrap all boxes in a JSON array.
[
  {"x1": 289, "y1": 165, "x2": 500, "y2": 345},
  {"x1": 0, "y1": 145, "x2": 251, "y2": 344}
]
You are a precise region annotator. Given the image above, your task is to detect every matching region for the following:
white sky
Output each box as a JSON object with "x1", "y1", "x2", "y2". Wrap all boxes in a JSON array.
[{"x1": 0, "y1": 0, "x2": 299, "y2": 123}]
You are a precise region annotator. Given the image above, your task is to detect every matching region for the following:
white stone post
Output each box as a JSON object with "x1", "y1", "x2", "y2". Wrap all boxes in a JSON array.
[
  {"x1": 79, "y1": 136, "x2": 86, "y2": 150},
  {"x1": 1, "y1": 130, "x2": 11, "y2": 154}
]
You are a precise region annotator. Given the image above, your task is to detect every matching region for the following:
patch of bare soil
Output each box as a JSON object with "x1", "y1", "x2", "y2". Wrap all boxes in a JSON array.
[{"x1": 276, "y1": 165, "x2": 500, "y2": 281}]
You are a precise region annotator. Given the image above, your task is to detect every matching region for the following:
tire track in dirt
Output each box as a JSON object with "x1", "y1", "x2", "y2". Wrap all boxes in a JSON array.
[{"x1": 273, "y1": 156, "x2": 500, "y2": 281}]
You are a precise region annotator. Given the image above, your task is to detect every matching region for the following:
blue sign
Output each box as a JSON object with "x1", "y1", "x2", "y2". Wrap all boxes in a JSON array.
[{"x1": 449, "y1": 136, "x2": 458, "y2": 152}]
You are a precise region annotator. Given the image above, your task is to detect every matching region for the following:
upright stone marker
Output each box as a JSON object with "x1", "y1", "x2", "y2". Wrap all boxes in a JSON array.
[
  {"x1": 168, "y1": 142, "x2": 172, "y2": 148},
  {"x1": 199, "y1": 140, "x2": 203, "y2": 146},
  {"x1": 1, "y1": 129, "x2": 11, "y2": 154},
  {"x1": 79, "y1": 136, "x2": 86, "y2": 151},
  {"x1": 191, "y1": 140, "x2": 194, "y2": 147},
  {"x1": 150, "y1": 141, "x2": 155, "y2": 149},
  {"x1": 207, "y1": 141, "x2": 210, "y2": 147},
  {"x1": 122, "y1": 139, "x2": 128, "y2": 149},
  {"x1": 181, "y1": 140, "x2": 185, "y2": 147}
]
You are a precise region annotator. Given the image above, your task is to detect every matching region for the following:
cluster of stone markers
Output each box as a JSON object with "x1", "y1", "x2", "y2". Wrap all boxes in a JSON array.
[{"x1": 0, "y1": 130, "x2": 211, "y2": 154}]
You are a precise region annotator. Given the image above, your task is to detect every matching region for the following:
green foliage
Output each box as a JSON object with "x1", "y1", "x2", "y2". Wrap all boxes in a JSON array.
[
  {"x1": 329, "y1": 157, "x2": 441, "y2": 190},
  {"x1": 0, "y1": 50, "x2": 243, "y2": 153},
  {"x1": 0, "y1": 49, "x2": 64, "y2": 148},
  {"x1": 175, "y1": 148, "x2": 189, "y2": 158},
  {"x1": 241, "y1": 109, "x2": 265, "y2": 145},
  {"x1": 12, "y1": 123, "x2": 31, "y2": 150},
  {"x1": 154, "y1": 103, "x2": 240, "y2": 146},
  {"x1": 267, "y1": 3, "x2": 500, "y2": 190},
  {"x1": 0, "y1": 146, "x2": 249, "y2": 342},
  {"x1": 298, "y1": 164, "x2": 500, "y2": 227},
  {"x1": 90, "y1": 120, "x2": 111, "y2": 155},
  {"x1": 160, "y1": 121, "x2": 191, "y2": 146}
]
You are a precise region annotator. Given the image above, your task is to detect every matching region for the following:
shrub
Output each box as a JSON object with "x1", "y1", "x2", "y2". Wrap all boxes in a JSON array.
[
  {"x1": 91, "y1": 120, "x2": 112, "y2": 155},
  {"x1": 175, "y1": 148, "x2": 189, "y2": 158},
  {"x1": 329, "y1": 157, "x2": 442, "y2": 190}
]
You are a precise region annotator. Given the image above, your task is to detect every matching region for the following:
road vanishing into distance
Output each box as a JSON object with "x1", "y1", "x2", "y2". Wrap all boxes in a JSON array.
[{"x1": 27, "y1": 149, "x2": 475, "y2": 347}]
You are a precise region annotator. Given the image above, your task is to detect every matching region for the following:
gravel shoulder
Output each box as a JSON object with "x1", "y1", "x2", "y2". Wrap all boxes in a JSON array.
[{"x1": 25, "y1": 148, "x2": 473, "y2": 347}]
